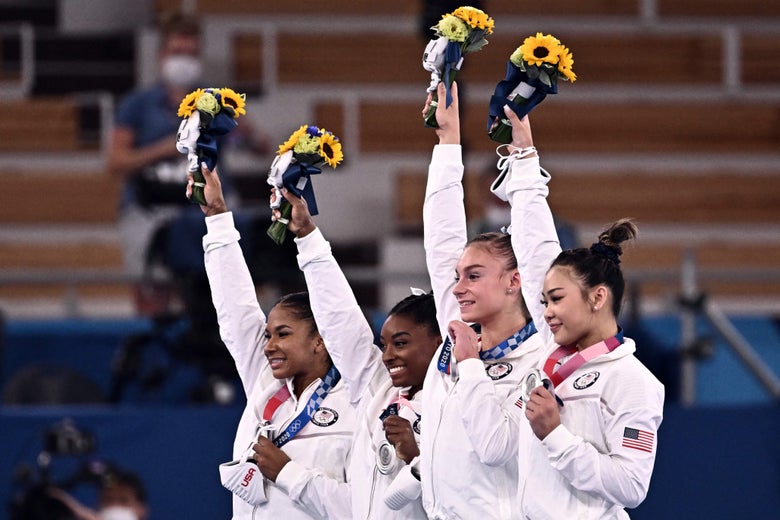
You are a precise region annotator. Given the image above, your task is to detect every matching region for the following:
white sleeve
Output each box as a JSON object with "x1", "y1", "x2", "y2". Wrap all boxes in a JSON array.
[
  {"x1": 541, "y1": 377, "x2": 664, "y2": 508},
  {"x1": 295, "y1": 227, "x2": 385, "y2": 405},
  {"x1": 423, "y1": 144, "x2": 465, "y2": 337},
  {"x1": 454, "y1": 359, "x2": 520, "y2": 466},
  {"x1": 506, "y1": 156, "x2": 562, "y2": 344},
  {"x1": 383, "y1": 459, "x2": 423, "y2": 510},
  {"x1": 203, "y1": 211, "x2": 268, "y2": 398},
  {"x1": 275, "y1": 460, "x2": 352, "y2": 520}
]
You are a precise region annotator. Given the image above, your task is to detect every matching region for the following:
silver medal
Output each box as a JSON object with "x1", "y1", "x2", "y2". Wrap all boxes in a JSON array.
[
  {"x1": 376, "y1": 440, "x2": 397, "y2": 475},
  {"x1": 520, "y1": 368, "x2": 546, "y2": 402}
]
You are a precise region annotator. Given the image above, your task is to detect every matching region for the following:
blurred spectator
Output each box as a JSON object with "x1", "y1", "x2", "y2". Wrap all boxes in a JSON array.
[
  {"x1": 473, "y1": 165, "x2": 581, "y2": 250},
  {"x1": 48, "y1": 467, "x2": 149, "y2": 520},
  {"x1": 108, "y1": 10, "x2": 207, "y2": 287}
]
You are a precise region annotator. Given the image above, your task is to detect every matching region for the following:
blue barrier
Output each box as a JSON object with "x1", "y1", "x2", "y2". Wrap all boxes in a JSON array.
[
  {"x1": 1, "y1": 403, "x2": 777, "y2": 518},
  {"x1": 1, "y1": 405, "x2": 242, "y2": 519}
]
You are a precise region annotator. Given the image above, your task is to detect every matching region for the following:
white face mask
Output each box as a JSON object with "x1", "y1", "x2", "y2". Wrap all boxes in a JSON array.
[
  {"x1": 160, "y1": 54, "x2": 202, "y2": 89},
  {"x1": 100, "y1": 506, "x2": 139, "y2": 520}
]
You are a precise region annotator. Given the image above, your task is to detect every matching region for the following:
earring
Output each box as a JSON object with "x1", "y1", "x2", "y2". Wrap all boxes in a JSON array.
[
  {"x1": 593, "y1": 305, "x2": 599, "y2": 311},
  {"x1": 507, "y1": 288, "x2": 514, "y2": 294}
]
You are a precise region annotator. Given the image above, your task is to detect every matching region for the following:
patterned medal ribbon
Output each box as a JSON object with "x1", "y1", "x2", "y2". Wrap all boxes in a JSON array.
[
  {"x1": 261, "y1": 364, "x2": 341, "y2": 448},
  {"x1": 437, "y1": 321, "x2": 538, "y2": 374},
  {"x1": 542, "y1": 329, "x2": 624, "y2": 388}
]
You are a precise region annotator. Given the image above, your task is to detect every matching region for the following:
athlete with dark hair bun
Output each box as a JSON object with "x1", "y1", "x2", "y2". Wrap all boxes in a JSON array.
[{"x1": 494, "y1": 105, "x2": 664, "y2": 518}]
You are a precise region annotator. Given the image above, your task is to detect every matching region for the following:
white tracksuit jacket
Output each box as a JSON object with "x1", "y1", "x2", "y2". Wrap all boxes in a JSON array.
[
  {"x1": 395, "y1": 144, "x2": 558, "y2": 519},
  {"x1": 203, "y1": 213, "x2": 366, "y2": 520},
  {"x1": 502, "y1": 154, "x2": 665, "y2": 519}
]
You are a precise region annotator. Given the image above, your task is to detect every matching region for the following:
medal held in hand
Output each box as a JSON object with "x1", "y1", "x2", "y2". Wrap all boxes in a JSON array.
[
  {"x1": 175, "y1": 87, "x2": 246, "y2": 205},
  {"x1": 520, "y1": 367, "x2": 563, "y2": 407}
]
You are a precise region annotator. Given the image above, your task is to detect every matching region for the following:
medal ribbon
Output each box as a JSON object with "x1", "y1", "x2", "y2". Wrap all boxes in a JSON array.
[
  {"x1": 379, "y1": 392, "x2": 421, "y2": 422},
  {"x1": 261, "y1": 364, "x2": 341, "y2": 448},
  {"x1": 437, "y1": 321, "x2": 538, "y2": 374},
  {"x1": 543, "y1": 330, "x2": 624, "y2": 388}
]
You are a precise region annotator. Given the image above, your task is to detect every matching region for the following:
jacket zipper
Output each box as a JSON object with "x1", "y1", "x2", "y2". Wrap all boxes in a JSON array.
[{"x1": 365, "y1": 465, "x2": 379, "y2": 519}]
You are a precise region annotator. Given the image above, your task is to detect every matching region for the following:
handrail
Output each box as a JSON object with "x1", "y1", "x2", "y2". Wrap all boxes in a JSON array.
[{"x1": 1, "y1": 265, "x2": 779, "y2": 287}]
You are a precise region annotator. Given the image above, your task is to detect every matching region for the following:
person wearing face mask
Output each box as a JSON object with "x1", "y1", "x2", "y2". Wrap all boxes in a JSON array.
[
  {"x1": 48, "y1": 467, "x2": 149, "y2": 520},
  {"x1": 108, "y1": 11, "x2": 209, "y2": 285}
]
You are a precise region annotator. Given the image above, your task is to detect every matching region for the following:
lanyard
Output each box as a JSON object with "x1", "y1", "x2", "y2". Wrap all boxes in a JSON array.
[
  {"x1": 437, "y1": 321, "x2": 537, "y2": 374},
  {"x1": 261, "y1": 364, "x2": 341, "y2": 448},
  {"x1": 379, "y1": 392, "x2": 421, "y2": 422},
  {"x1": 543, "y1": 330, "x2": 624, "y2": 388}
]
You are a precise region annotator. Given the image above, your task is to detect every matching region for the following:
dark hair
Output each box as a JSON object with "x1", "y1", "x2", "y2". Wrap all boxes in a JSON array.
[
  {"x1": 466, "y1": 231, "x2": 531, "y2": 321},
  {"x1": 158, "y1": 10, "x2": 200, "y2": 41},
  {"x1": 273, "y1": 292, "x2": 319, "y2": 336},
  {"x1": 101, "y1": 468, "x2": 147, "y2": 504},
  {"x1": 388, "y1": 292, "x2": 440, "y2": 337},
  {"x1": 550, "y1": 218, "x2": 638, "y2": 316}
]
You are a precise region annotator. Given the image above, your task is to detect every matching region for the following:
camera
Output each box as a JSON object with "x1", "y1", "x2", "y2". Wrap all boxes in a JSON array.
[
  {"x1": 9, "y1": 419, "x2": 104, "y2": 520},
  {"x1": 43, "y1": 419, "x2": 97, "y2": 457}
]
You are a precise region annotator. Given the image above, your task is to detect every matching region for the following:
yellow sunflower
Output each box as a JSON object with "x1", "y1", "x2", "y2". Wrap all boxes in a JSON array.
[
  {"x1": 557, "y1": 47, "x2": 577, "y2": 82},
  {"x1": 452, "y1": 6, "x2": 494, "y2": 34},
  {"x1": 318, "y1": 132, "x2": 344, "y2": 168},
  {"x1": 519, "y1": 33, "x2": 563, "y2": 67},
  {"x1": 177, "y1": 88, "x2": 203, "y2": 118},
  {"x1": 219, "y1": 88, "x2": 247, "y2": 117},
  {"x1": 278, "y1": 125, "x2": 308, "y2": 156}
]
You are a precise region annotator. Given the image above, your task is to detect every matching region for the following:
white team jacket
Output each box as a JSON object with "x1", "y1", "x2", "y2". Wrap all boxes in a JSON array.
[
  {"x1": 514, "y1": 340, "x2": 664, "y2": 520},
  {"x1": 409, "y1": 144, "x2": 559, "y2": 519},
  {"x1": 503, "y1": 155, "x2": 665, "y2": 519},
  {"x1": 294, "y1": 226, "x2": 428, "y2": 519},
  {"x1": 203, "y1": 213, "x2": 362, "y2": 520}
]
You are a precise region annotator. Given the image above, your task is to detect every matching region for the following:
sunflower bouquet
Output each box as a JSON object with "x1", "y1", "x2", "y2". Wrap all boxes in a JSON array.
[
  {"x1": 175, "y1": 87, "x2": 247, "y2": 205},
  {"x1": 266, "y1": 125, "x2": 344, "y2": 245},
  {"x1": 487, "y1": 33, "x2": 576, "y2": 144},
  {"x1": 422, "y1": 5, "x2": 494, "y2": 128}
]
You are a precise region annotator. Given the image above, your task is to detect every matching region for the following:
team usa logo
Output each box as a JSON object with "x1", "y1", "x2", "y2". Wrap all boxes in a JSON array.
[
  {"x1": 485, "y1": 361, "x2": 513, "y2": 380},
  {"x1": 241, "y1": 467, "x2": 256, "y2": 487},
  {"x1": 573, "y1": 371, "x2": 600, "y2": 389},
  {"x1": 311, "y1": 407, "x2": 339, "y2": 427}
]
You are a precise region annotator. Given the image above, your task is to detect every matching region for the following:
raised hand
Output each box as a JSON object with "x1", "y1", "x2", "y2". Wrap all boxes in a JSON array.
[
  {"x1": 272, "y1": 187, "x2": 316, "y2": 238},
  {"x1": 188, "y1": 162, "x2": 227, "y2": 217}
]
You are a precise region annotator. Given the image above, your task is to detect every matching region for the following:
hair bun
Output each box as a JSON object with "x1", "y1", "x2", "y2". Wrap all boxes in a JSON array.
[{"x1": 589, "y1": 242, "x2": 621, "y2": 265}]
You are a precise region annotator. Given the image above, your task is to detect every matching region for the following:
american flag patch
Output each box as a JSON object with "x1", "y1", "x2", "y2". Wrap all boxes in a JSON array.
[
  {"x1": 622, "y1": 427, "x2": 654, "y2": 453},
  {"x1": 514, "y1": 397, "x2": 523, "y2": 409}
]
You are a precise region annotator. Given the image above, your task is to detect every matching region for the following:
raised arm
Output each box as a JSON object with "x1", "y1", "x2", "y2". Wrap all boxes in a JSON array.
[
  {"x1": 491, "y1": 107, "x2": 561, "y2": 342},
  {"x1": 422, "y1": 81, "x2": 466, "y2": 336},
  {"x1": 279, "y1": 188, "x2": 385, "y2": 405},
  {"x1": 196, "y1": 164, "x2": 268, "y2": 398}
]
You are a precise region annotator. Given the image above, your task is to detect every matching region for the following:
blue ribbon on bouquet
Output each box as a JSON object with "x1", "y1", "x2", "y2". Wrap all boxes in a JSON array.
[
  {"x1": 196, "y1": 109, "x2": 238, "y2": 171},
  {"x1": 443, "y1": 41, "x2": 463, "y2": 108},
  {"x1": 487, "y1": 60, "x2": 558, "y2": 133},
  {"x1": 281, "y1": 161, "x2": 323, "y2": 216}
]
